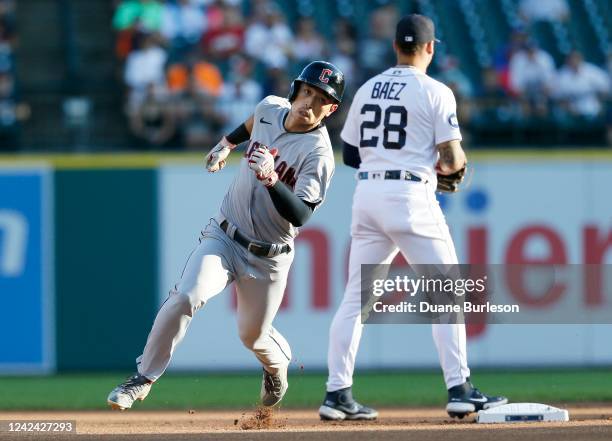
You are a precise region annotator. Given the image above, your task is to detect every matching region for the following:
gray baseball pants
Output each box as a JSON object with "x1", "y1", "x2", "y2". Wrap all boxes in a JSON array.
[{"x1": 136, "y1": 219, "x2": 293, "y2": 381}]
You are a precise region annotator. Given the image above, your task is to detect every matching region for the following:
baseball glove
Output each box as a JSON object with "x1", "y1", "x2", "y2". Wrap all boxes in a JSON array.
[{"x1": 436, "y1": 166, "x2": 467, "y2": 193}]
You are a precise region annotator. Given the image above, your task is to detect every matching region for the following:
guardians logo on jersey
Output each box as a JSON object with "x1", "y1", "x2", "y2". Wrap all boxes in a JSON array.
[
  {"x1": 274, "y1": 160, "x2": 297, "y2": 188},
  {"x1": 246, "y1": 141, "x2": 297, "y2": 189}
]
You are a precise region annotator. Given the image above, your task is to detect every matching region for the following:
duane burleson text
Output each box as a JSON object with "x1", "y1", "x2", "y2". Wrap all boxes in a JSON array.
[{"x1": 372, "y1": 302, "x2": 520, "y2": 313}]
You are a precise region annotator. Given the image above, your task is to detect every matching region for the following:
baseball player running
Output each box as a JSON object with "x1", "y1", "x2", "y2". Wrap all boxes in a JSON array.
[
  {"x1": 318, "y1": 15, "x2": 507, "y2": 421},
  {"x1": 107, "y1": 61, "x2": 344, "y2": 411}
]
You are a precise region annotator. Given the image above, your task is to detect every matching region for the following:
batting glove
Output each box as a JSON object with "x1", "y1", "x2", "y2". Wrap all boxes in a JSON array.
[
  {"x1": 248, "y1": 146, "x2": 279, "y2": 187},
  {"x1": 206, "y1": 137, "x2": 235, "y2": 173}
]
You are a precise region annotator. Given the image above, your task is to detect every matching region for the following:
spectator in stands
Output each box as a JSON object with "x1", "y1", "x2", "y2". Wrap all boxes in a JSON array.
[
  {"x1": 319, "y1": 17, "x2": 358, "y2": 144},
  {"x1": 0, "y1": 0, "x2": 15, "y2": 17},
  {"x1": 0, "y1": 2, "x2": 14, "y2": 44},
  {"x1": 293, "y1": 17, "x2": 325, "y2": 63},
  {"x1": 166, "y1": 62, "x2": 190, "y2": 95},
  {"x1": 509, "y1": 41, "x2": 556, "y2": 116},
  {"x1": 0, "y1": 69, "x2": 29, "y2": 151},
  {"x1": 124, "y1": 32, "x2": 168, "y2": 111},
  {"x1": 322, "y1": 19, "x2": 356, "y2": 146},
  {"x1": 0, "y1": 0, "x2": 15, "y2": 76},
  {"x1": 261, "y1": 66, "x2": 290, "y2": 97},
  {"x1": 166, "y1": 51, "x2": 224, "y2": 97},
  {"x1": 0, "y1": 23, "x2": 13, "y2": 73},
  {"x1": 359, "y1": 4, "x2": 398, "y2": 82},
  {"x1": 128, "y1": 84, "x2": 177, "y2": 149},
  {"x1": 437, "y1": 56, "x2": 474, "y2": 99},
  {"x1": 555, "y1": 51, "x2": 610, "y2": 119},
  {"x1": 474, "y1": 67, "x2": 519, "y2": 123},
  {"x1": 328, "y1": 18, "x2": 357, "y2": 92},
  {"x1": 113, "y1": 0, "x2": 164, "y2": 32},
  {"x1": 0, "y1": 0, "x2": 15, "y2": 75},
  {"x1": 203, "y1": 0, "x2": 226, "y2": 31},
  {"x1": 106, "y1": 0, "x2": 611, "y2": 149},
  {"x1": 244, "y1": 2, "x2": 293, "y2": 69},
  {"x1": 191, "y1": 57, "x2": 224, "y2": 96},
  {"x1": 0, "y1": 0, "x2": 22, "y2": 150},
  {"x1": 480, "y1": 67, "x2": 510, "y2": 103},
  {"x1": 201, "y1": 4, "x2": 245, "y2": 59},
  {"x1": 164, "y1": 50, "x2": 226, "y2": 149},
  {"x1": 113, "y1": 0, "x2": 164, "y2": 60},
  {"x1": 519, "y1": 0, "x2": 569, "y2": 24},
  {"x1": 0, "y1": 67, "x2": 13, "y2": 98},
  {"x1": 437, "y1": 56, "x2": 474, "y2": 126},
  {"x1": 248, "y1": 0, "x2": 272, "y2": 24},
  {"x1": 202, "y1": 0, "x2": 241, "y2": 6},
  {"x1": 161, "y1": 0, "x2": 207, "y2": 60},
  {"x1": 172, "y1": 74, "x2": 225, "y2": 149},
  {"x1": 217, "y1": 53, "x2": 262, "y2": 133},
  {"x1": 492, "y1": 30, "x2": 528, "y2": 94}
]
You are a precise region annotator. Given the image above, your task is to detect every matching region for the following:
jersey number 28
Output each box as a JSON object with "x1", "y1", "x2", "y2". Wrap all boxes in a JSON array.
[{"x1": 359, "y1": 104, "x2": 407, "y2": 150}]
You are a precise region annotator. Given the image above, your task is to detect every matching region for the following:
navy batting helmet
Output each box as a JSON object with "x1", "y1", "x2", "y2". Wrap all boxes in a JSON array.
[{"x1": 287, "y1": 61, "x2": 345, "y2": 103}]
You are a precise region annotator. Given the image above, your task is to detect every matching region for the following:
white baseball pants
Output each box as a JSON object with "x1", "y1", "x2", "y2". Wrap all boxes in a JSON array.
[{"x1": 326, "y1": 178, "x2": 470, "y2": 392}]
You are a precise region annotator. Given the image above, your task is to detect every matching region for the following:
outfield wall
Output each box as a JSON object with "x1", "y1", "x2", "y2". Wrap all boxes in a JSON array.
[
  {"x1": 0, "y1": 163, "x2": 160, "y2": 373},
  {"x1": 0, "y1": 167, "x2": 53, "y2": 374},
  {"x1": 160, "y1": 158, "x2": 612, "y2": 371},
  {"x1": 0, "y1": 151, "x2": 611, "y2": 373}
]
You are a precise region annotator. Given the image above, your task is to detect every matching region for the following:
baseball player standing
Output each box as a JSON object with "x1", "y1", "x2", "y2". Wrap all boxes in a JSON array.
[
  {"x1": 107, "y1": 61, "x2": 344, "y2": 411},
  {"x1": 319, "y1": 15, "x2": 507, "y2": 421}
]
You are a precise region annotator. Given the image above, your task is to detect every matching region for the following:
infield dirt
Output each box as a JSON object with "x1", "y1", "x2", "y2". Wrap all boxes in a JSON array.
[{"x1": 1, "y1": 405, "x2": 612, "y2": 440}]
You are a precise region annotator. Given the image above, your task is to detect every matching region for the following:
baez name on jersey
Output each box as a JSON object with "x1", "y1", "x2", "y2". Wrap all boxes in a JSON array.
[
  {"x1": 371, "y1": 81, "x2": 407, "y2": 101},
  {"x1": 246, "y1": 140, "x2": 297, "y2": 189}
]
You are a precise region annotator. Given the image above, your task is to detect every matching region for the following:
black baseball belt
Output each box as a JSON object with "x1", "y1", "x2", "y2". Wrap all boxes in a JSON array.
[
  {"x1": 220, "y1": 220, "x2": 291, "y2": 258},
  {"x1": 358, "y1": 170, "x2": 423, "y2": 182}
]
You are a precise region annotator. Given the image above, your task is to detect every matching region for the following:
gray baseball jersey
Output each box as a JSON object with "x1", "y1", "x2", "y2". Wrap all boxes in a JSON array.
[
  {"x1": 220, "y1": 95, "x2": 335, "y2": 244},
  {"x1": 132, "y1": 95, "x2": 335, "y2": 385}
]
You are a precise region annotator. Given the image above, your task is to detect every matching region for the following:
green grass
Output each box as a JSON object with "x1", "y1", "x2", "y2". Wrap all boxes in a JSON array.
[{"x1": 0, "y1": 369, "x2": 612, "y2": 410}]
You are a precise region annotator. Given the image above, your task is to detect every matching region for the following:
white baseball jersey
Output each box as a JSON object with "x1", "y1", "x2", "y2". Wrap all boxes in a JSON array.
[
  {"x1": 220, "y1": 95, "x2": 335, "y2": 244},
  {"x1": 341, "y1": 66, "x2": 462, "y2": 182},
  {"x1": 327, "y1": 66, "x2": 471, "y2": 395}
]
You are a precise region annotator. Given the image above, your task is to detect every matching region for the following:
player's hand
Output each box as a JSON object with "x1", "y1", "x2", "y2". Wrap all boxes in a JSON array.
[
  {"x1": 206, "y1": 137, "x2": 235, "y2": 173},
  {"x1": 248, "y1": 146, "x2": 277, "y2": 176},
  {"x1": 248, "y1": 146, "x2": 279, "y2": 187}
]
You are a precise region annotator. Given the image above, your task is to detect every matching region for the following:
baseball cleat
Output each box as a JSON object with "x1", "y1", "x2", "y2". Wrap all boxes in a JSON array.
[
  {"x1": 319, "y1": 387, "x2": 378, "y2": 421},
  {"x1": 260, "y1": 366, "x2": 288, "y2": 407},
  {"x1": 107, "y1": 374, "x2": 153, "y2": 411},
  {"x1": 446, "y1": 379, "x2": 508, "y2": 419}
]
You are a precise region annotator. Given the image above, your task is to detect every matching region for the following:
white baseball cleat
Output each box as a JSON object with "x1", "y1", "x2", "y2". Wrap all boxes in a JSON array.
[
  {"x1": 107, "y1": 374, "x2": 153, "y2": 411},
  {"x1": 260, "y1": 366, "x2": 288, "y2": 407}
]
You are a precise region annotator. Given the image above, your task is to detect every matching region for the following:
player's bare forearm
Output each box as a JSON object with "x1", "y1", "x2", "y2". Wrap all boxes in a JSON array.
[{"x1": 436, "y1": 140, "x2": 466, "y2": 175}]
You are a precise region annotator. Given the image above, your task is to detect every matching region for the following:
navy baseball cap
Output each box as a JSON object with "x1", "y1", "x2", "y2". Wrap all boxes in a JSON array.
[{"x1": 395, "y1": 14, "x2": 440, "y2": 45}]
